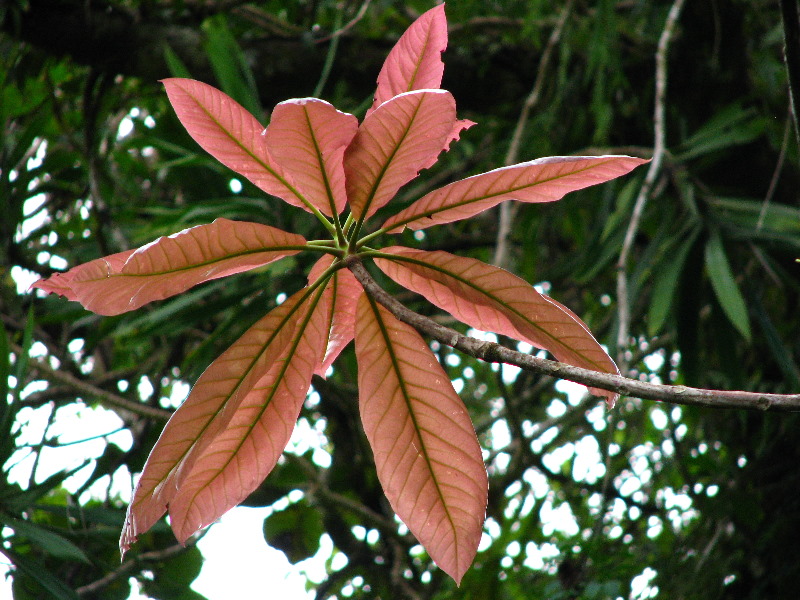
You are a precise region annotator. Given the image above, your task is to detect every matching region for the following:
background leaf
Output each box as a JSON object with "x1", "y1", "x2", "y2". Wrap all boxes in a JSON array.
[{"x1": 705, "y1": 230, "x2": 752, "y2": 341}]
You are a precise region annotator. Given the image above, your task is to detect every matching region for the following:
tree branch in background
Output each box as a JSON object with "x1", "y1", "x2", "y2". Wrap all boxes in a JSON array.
[
  {"x1": 493, "y1": 0, "x2": 574, "y2": 269},
  {"x1": 76, "y1": 540, "x2": 196, "y2": 596},
  {"x1": 780, "y1": 0, "x2": 800, "y2": 155},
  {"x1": 348, "y1": 260, "x2": 800, "y2": 411},
  {"x1": 616, "y1": 0, "x2": 686, "y2": 369},
  {"x1": 12, "y1": 342, "x2": 172, "y2": 421}
]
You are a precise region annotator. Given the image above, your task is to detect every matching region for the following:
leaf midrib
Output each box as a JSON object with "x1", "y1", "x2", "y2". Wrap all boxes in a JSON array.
[
  {"x1": 386, "y1": 157, "x2": 619, "y2": 230},
  {"x1": 379, "y1": 251, "x2": 610, "y2": 373},
  {"x1": 365, "y1": 293, "x2": 460, "y2": 567}
]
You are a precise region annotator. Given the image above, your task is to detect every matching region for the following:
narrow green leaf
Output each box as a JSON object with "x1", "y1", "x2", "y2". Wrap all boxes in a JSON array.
[
  {"x1": 647, "y1": 230, "x2": 699, "y2": 336},
  {"x1": 163, "y1": 45, "x2": 192, "y2": 79},
  {"x1": 1, "y1": 549, "x2": 79, "y2": 600},
  {"x1": 2, "y1": 516, "x2": 91, "y2": 564},
  {"x1": 13, "y1": 306, "x2": 35, "y2": 400},
  {"x1": 0, "y1": 320, "x2": 11, "y2": 443},
  {"x1": 704, "y1": 231, "x2": 752, "y2": 340},
  {"x1": 203, "y1": 14, "x2": 262, "y2": 118}
]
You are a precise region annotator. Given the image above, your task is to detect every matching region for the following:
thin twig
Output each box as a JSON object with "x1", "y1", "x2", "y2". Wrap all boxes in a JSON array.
[
  {"x1": 780, "y1": 0, "x2": 800, "y2": 155},
  {"x1": 348, "y1": 260, "x2": 800, "y2": 411},
  {"x1": 75, "y1": 540, "x2": 195, "y2": 596},
  {"x1": 615, "y1": 0, "x2": 686, "y2": 369},
  {"x1": 757, "y1": 107, "x2": 792, "y2": 230},
  {"x1": 12, "y1": 342, "x2": 172, "y2": 421},
  {"x1": 314, "y1": 0, "x2": 372, "y2": 43},
  {"x1": 493, "y1": 0, "x2": 574, "y2": 269}
]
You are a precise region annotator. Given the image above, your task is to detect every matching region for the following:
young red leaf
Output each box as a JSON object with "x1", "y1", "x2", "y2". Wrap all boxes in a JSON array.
[
  {"x1": 354, "y1": 292, "x2": 487, "y2": 585},
  {"x1": 32, "y1": 218, "x2": 306, "y2": 316},
  {"x1": 162, "y1": 78, "x2": 312, "y2": 212},
  {"x1": 166, "y1": 281, "x2": 331, "y2": 543},
  {"x1": 382, "y1": 155, "x2": 649, "y2": 233},
  {"x1": 265, "y1": 98, "x2": 358, "y2": 216},
  {"x1": 344, "y1": 90, "x2": 459, "y2": 223},
  {"x1": 308, "y1": 256, "x2": 363, "y2": 376},
  {"x1": 120, "y1": 286, "x2": 321, "y2": 553},
  {"x1": 31, "y1": 249, "x2": 135, "y2": 302},
  {"x1": 374, "y1": 247, "x2": 619, "y2": 405},
  {"x1": 368, "y1": 4, "x2": 448, "y2": 115}
]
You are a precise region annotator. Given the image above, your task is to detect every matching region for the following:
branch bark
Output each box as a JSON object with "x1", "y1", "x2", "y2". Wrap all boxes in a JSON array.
[
  {"x1": 12, "y1": 342, "x2": 172, "y2": 421},
  {"x1": 615, "y1": 0, "x2": 686, "y2": 368},
  {"x1": 347, "y1": 260, "x2": 800, "y2": 412}
]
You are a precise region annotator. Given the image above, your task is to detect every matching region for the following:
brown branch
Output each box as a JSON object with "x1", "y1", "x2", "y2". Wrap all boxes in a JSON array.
[
  {"x1": 493, "y1": 0, "x2": 574, "y2": 269},
  {"x1": 616, "y1": 0, "x2": 685, "y2": 367},
  {"x1": 347, "y1": 260, "x2": 800, "y2": 412},
  {"x1": 780, "y1": 0, "x2": 800, "y2": 155},
  {"x1": 76, "y1": 540, "x2": 194, "y2": 596},
  {"x1": 12, "y1": 342, "x2": 172, "y2": 421}
]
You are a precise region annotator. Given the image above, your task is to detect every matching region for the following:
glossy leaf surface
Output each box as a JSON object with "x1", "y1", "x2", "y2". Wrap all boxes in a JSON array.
[
  {"x1": 354, "y1": 292, "x2": 487, "y2": 585},
  {"x1": 382, "y1": 155, "x2": 649, "y2": 232},
  {"x1": 344, "y1": 90, "x2": 458, "y2": 222},
  {"x1": 368, "y1": 4, "x2": 447, "y2": 114},
  {"x1": 265, "y1": 98, "x2": 358, "y2": 216},
  {"x1": 375, "y1": 247, "x2": 619, "y2": 404},
  {"x1": 33, "y1": 218, "x2": 305, "y2": 316},
  {"x1": 162, "y1": 78, "x2": 310, "y2": 211}
]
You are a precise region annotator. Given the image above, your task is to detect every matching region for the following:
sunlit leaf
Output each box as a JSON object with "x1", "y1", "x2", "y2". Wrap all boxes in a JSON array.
[
  {"x1": 166, "y1": 281, "x2": 331, "y2": 543},
  {"x1": 265, "y1": 98, "x2": 358, "y2": 216},
  {"x1": 354, "y1": 292, "x2": 487, "y2": 585},
  {"x1": 368, "y1": 4, "x2": 447, "y2": 114},
  {"x1": 344, "y1": 90, "x2": 460, "y2": 223},
  {"x1": 3, "y1": 517, "x2": 90, "y2": 564},
  {"x1": 162, "y1": 78, "x2": 311, "y2": 211},
  {"x1": 382, "y1": 155, "x2": 649, "y2": 232},
  {"x1": 120, "y1": 285, "x2": 323, "y2": 553},
  {"x1": 705, "y1": 231, "x2": 751, "y2": 340},
  {"x1": 31, "y1": 249, "x2": 134, "y2": 302},
  {"x1": 32, "y1": 218, "x2": 305, "y2": 316},
  {"x1": 375, "y1": 247, "x2": 619, "y2": 404},
  {"x1": 308, "y1": 255, "x2": 363, "y2": 376}
]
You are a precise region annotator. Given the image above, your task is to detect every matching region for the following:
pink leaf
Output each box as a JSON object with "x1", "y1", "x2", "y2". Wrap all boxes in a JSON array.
[
  {"x1": 308, "y1": 255, "x2": 363, "y2": 376},
  {"x1": 265, "y1": 98, "x2": 358, "y2": 216},
  {"x1": 162, "y1": 78, "x2": 311, "y2": 211},
  {"x1": 31, "y1": 249, "x2": 135, "y2": 302},
  {"x1": 32, "y1": 218, "x2": 306, "y2": 316},
  {"x1": 355, "y1": 292, "x2": 487, "y2": 585},
  {"x1": 166, "y1": 281, "x2": 331, "y2": 543},
  {"x1": 120, "y1": 286, "x2": 321, "y2": 553},
  {"x1": 345, "y1": 90, "x2": 458, "y2": 223},
  {"x1": 382, "y1": 155, "x2": 649, "y2": 232},
  {"x1": 368, "y1": 4, "x2": 448, "y2": 115},
  {"x1": 375, "y1": 247, "x2": 619, "y2": 405}
]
